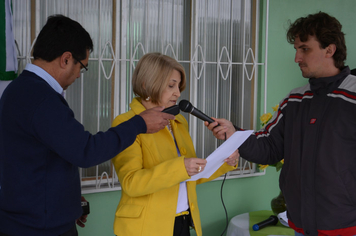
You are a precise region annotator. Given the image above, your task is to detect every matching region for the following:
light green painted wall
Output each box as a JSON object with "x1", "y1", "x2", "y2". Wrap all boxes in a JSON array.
[
  {"x1": 78, "y1": 1, "x2": 356, "y2": 235},
  {"x1": 265, "y1": 0, "x2": 356, "y2": 110}
]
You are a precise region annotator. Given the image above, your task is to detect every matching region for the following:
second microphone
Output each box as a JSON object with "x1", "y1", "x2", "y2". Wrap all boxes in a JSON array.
[{"x1": 178, "y1": 99, "x2": 216, "y2": 124}]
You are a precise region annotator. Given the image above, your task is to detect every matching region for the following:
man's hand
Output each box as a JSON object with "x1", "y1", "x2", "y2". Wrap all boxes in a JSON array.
[
  {"x1": 224, "y1": 149, "x2": 239, "y2": 167},
  {"x1": 204, "y1": 118, "x2": 236, "y2": 140},
  {"x1": 76, "y1": 196, "x2": 88, "y2": 228},
  {"x1": 76, "y1": 214, "x2": 88, "y2": 228},
  {"x1": 139, "y1": 106, "x2": 175, "y2": 134}
]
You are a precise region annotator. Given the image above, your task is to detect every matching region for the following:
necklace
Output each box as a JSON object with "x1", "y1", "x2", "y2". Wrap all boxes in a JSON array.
[{"x1": 167, "y1": 121, "x2": 173, "y2": 133}]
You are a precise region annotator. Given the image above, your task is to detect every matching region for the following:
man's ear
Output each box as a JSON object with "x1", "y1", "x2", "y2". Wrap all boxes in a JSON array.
[
  {"x1": 60, "y1": 52, "x2": 72, "y2": 68},
  {"x1": 325, "y1": 44, "x2": 336, "y2": 58}
]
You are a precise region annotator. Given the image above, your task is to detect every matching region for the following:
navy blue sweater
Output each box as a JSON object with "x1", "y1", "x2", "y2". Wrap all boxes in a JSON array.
[{"x1": 0, "y1": 70, "x2": 146, "y2": 235}]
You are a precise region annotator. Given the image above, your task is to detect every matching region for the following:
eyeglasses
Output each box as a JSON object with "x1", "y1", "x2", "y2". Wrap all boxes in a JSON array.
[{"x1": 72, "y1": 55, "x2": 88, "y2": 73}]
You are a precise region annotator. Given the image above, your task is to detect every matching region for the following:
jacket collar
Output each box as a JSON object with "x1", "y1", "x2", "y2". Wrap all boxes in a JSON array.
[
  {"x1": 130, "y1": 97, "x2": 184, "y2": 124},
  {"x1": 130, "y1": 97, "x2": 146, "y2": 115},
  {"x1": 309, "y1": 66, "x2": 350, "y2": 94}
]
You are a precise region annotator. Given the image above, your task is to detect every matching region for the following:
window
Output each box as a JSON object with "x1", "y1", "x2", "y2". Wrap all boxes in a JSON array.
[{"x1": 12, "y1": 0, "x2": 268, "y2": 194}]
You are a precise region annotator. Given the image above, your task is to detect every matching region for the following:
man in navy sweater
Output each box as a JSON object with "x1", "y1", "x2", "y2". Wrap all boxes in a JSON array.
[{"x1": 0, "y1": 15, "x2": 174, "y2": 236}]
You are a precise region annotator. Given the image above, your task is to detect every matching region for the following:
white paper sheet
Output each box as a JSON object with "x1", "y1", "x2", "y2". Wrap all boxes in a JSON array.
[
  {"x1": 277, "y1": 211, "x2": 289, "y2": 227},
  {"x1": 187, "y1": 130, "x2": 253, "y2": 181}
]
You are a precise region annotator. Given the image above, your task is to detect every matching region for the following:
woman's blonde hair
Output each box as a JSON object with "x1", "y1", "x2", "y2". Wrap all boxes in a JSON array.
[{"x1": 132, "y1": 52, "x2": 186, "y2": 104}]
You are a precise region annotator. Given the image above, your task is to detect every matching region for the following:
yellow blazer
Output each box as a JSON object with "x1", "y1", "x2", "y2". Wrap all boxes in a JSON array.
[{"x1": 111, "y1": 98, "x2": 235, "y2": 236}]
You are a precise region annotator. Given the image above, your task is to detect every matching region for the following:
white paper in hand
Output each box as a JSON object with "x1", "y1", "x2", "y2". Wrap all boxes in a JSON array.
[
  {"x1": 187, "y1": 130, "x2": 253, "y2": 181},
  {"x1": 277, "y1": 211, "x2": 289, "y2": 227}
]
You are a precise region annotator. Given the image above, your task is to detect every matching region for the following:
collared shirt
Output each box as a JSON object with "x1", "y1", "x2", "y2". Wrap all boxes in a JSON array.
[
  {"x1": 168, "y1": 128, "x2": 189, "y2": 215},
  {"x1": 25, "y1": 63, "x2": 64, "y2": 96}
]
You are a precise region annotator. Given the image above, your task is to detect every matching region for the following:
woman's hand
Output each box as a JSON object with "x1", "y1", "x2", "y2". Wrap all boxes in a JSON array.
[
  {"x1": 184, "y1": 158, "x2": 207, "y2": 176},
  {"x1": 224, "y1": 149, "x2": 239, "y2": 167}
]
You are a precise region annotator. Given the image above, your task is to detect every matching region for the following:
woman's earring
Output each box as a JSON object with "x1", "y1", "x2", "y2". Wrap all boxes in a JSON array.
[{"x1": 145, "y1": 96, "x2": 150, "y2": 101}]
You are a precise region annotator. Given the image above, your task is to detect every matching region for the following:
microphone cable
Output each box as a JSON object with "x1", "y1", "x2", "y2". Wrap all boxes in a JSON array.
[{"x1": 220, "y1": 132, "x2": 228, "y2": 236}]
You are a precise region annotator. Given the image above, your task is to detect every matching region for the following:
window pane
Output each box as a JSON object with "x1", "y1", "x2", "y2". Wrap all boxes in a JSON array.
[
  {"x1": 192, "y1": 0, "x2": 253, "y2": 158},
  {"x1": 11, "y1": 0, "x2": 265, "y2": 193}
]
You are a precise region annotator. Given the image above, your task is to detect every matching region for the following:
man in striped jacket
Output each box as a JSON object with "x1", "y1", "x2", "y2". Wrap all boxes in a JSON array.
[{"x1": 206, "y1": 12, "x2": 356, "y2": 236}]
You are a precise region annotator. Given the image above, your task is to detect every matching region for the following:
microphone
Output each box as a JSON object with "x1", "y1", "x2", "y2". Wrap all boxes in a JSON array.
[
  {"x1": 252, "y1": 215, "x2": 278, "y2": 231},
  {"x1": 178, "y1": 100, "x2": 215, "y2": 124}
]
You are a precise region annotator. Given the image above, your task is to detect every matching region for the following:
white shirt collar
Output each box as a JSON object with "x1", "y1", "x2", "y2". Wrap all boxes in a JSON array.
[{"x1": 25, "y1": 63, "x2": 64, "y2": 95}]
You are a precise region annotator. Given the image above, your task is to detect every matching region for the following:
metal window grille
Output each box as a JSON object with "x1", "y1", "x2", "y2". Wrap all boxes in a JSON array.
[{"x1": 11, "y1": 0, "x2": 269, "y2": 194}]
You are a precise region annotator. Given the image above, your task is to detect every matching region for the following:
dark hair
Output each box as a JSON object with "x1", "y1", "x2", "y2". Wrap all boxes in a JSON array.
[
  {"x1": 33, "y1": 14, "x2": 93, "y2": 62},
  {"x1": 286, "y1": 12, "x2": 346, "y2": 69}
]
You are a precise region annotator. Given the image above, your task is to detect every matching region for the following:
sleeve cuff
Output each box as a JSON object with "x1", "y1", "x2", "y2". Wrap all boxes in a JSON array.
[{"x1": 130, "y1": 115, "x2": 147, "y2": 134}]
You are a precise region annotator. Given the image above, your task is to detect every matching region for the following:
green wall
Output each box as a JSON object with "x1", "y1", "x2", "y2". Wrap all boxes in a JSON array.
[
  {"x1": 265, "y1": 0, "x2": 356, "y2": 108},
  {"x1": 79, "y1": 1, "x2": 356, "y2": 235}
]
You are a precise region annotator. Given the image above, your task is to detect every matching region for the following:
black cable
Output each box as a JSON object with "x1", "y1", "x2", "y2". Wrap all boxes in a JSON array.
[
  {"x1": 220, "y1": 173, "x2": 228, "y2": 236},
  {"x1": 220, "y1": 132, "x2": 228, "y2": 236}
]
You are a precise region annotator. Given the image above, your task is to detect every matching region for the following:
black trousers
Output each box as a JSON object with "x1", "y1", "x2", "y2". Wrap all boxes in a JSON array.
[
  {"x1": 59, "y1": 225, "x2": 78, "y2": 236},
  {"x1": 0, "y1": 225, "x2": 77, "y2": 236},
  {"x1": 173, "y1": 215, "x2": 191, "y2": 236}
]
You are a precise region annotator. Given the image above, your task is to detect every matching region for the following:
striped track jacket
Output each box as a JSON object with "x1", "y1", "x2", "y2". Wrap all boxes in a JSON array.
[{"x1": 240, "y1": 67, "x2": 356, "y2": 236}]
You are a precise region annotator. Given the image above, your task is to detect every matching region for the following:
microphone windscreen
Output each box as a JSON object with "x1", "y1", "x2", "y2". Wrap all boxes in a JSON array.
[{"x1": 179, "y1": 100, "x2": 193, "y2": 112}]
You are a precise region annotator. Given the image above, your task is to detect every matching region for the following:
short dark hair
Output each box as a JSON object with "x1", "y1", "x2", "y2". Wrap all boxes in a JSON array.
[
  {"x1": 286, "y1": 12, "x2": 346, "y2": 69},
  {"x1": 33, "y1": 14, "x2": 93, "y2": 62}
]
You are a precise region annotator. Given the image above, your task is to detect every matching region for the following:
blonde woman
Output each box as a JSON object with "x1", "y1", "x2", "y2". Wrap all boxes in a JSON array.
[{"x1": 111, "y1": 52, "x2": 238, "y2": 236}]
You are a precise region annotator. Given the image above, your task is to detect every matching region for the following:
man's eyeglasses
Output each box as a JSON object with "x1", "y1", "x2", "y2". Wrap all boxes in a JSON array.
[{"x1": 72, "y1": 55, "x2": 88, "y2": 73}]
